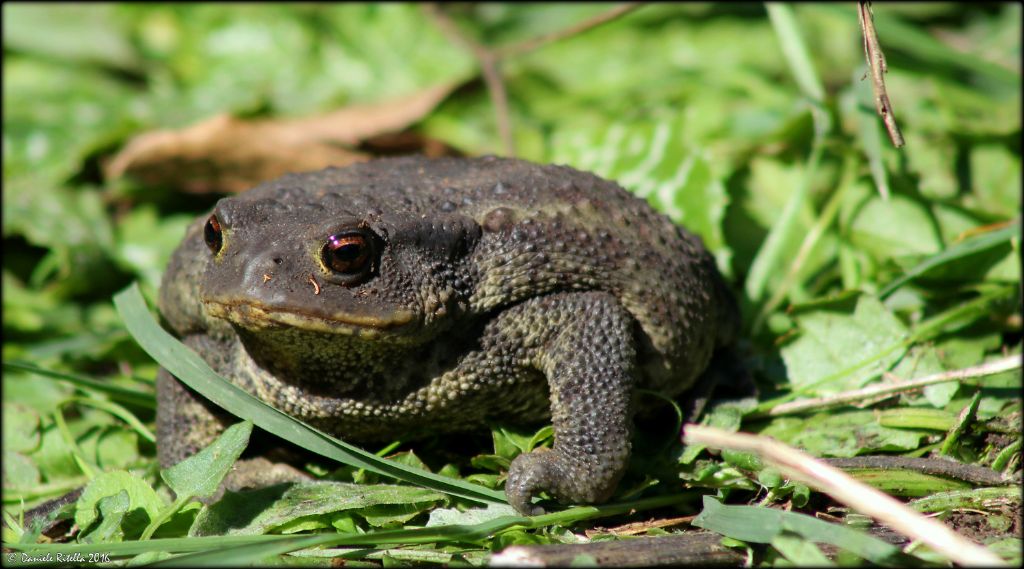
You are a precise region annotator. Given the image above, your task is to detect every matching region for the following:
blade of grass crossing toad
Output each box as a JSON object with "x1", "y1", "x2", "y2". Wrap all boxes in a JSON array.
[
  {"x1": 112, "y1": 283, "x2": 506, "y2": 505},
  {"x1": 6, "y1": 494, "x2": 691, "y2": 561},
  {"x1": 152, "y1": 494, "x2": 695, "y2": 564},
  {"x1": 156, "y1": 514, "x2": 539, "y2": 565}
]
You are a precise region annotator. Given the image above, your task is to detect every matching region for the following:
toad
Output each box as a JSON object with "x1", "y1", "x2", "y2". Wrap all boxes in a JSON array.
[{"x1": 157, "y1": 156, "x2": 739, "y2": 514}]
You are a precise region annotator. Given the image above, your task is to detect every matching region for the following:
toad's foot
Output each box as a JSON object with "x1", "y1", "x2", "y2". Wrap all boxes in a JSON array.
[{"x1": 500, "y1": 292, "x2": 636, "y2": 515}]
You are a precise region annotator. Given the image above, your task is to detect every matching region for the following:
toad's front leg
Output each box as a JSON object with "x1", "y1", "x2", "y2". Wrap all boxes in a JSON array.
[{"x1": 492, "y1": 292, "x2": 638, "y2": 515}]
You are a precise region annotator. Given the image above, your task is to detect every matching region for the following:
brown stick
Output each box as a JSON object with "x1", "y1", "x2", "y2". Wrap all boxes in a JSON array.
[
  {"x1": 424, "y1": 3, "x2": 648, "y2": 159},
  {"x1": 822, "y1": 456, "x2": 1009, "y2": 487},
  {"x1": 422, "y1": 4, "x2": 515, "y2": 157},
  {"x1": 858, "y1": 1, "x2": 905, "y2": 148},
  {"x1": 497, "y1": 3, "x2": 645, "y2": 59},
  {"x1": 764, "y1": 355, "x2": 1020, "y2": 417},
  {"x1": 489, "y1": 532, "x2": 744, "y2": 567}
]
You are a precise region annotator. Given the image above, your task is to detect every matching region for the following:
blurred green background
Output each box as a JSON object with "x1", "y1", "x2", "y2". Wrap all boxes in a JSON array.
[{"x1": 2, "y1": 2, "x2": 1021, "y2": 553}]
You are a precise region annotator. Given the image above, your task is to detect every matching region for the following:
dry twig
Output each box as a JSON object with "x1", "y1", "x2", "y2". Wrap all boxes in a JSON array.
[
  {"x1": 821, "y1": 456, "x2": 1010, "y2": 487},
  {"x1": 683, "y1": 424, "x2": 1009, "y2": 567},
  {"x1": 423, "y1": 3, "x2": 645, "y2": 158},
  {"x1": 858, "y1": 1, "x2": 905, "y2": 148},
  {"x1": 764, "y1": 355, "x2": 1020, "y2": 417},
  {"x1": 497, "y1": 3, "x2": 644, "y2": 59},
  {"x1": 423, "y1": 4, "x2": 514, "y2": 157}
]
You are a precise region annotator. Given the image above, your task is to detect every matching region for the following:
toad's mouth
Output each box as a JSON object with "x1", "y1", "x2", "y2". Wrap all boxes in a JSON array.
[{"x1": 202, "y1": 298, "x2": 419, "y2": 339}]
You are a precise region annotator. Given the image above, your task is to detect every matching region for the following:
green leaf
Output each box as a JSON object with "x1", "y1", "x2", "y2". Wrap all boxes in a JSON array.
[
  {"x1": 888, "y1": 346, "x2": 958, "y2": 408},
  {"x1": 74, "y1": 471, "x2": 166, "y2": 539},
  {"x1": 2, "y1": 182, "x2": 123, "y2": 300},
  {"x1": 757, "y1": 410, "x2": 929, "y2": 458},
  {"x1": 2, "y1": 4, "x2": 140, "y2": 70},
  {"x1": 904, "y1": 133, "x2": 957, "y2": 200},
  {"x1": 680, "y1": 397, "x2": 754, "y2": 464},
  {"x1": 141, "y1": 5, "x2": 475, "y2": 125},
  {"x1": 426, "y1": 503, "x2": 519, "y2": 527},
  {"x1": 6, "y1": 494, "x2": 688, "y2": 562},
  {"x1": 939, "y1": 391, "x2": 982, "y2": 456},
  {"x1": 3, "y1": 403, "x2": 41, "y2": 454},
  {"x1": 191, "y1": 481, "x2": 445, "y2": 536},
  {"x1": 781, "y1": 295, "x2": 909, "y2": 393},
  {"x1": 771, "y1": 531, "x2": 835, "y2": 566},
  {"x1": 114, "y1": 208, "x2": 194, "y2": 293},
  {"x1": 2, "y1": 450, "x2": 41, "y2": 490},
  {"x1": 847, "y1": 193, "x2": 942, "y2": 261},
  {"x1": 2, "y1": 58, "x2": 137, "y2": 184},
  {"x1": 92, "y1": 428, "x2": 142, "y2": 471},
  {"x1": 492, "y1": 425, "x2": 551, "y2": 460},
  {"x1": 80, "y1": 490, "x2": 131, "y2": 544},
  {"x1": 30, "y1": 421, "x2": 89, "y2": 485},
  {"x1": 112, "y1": 282, "x2": 505, "y2": 506},
  {"x1": 877, "y1": 408, "x2": 957, "y2": 431},
  {"x1": 965, "y1": 144, "x2": 1022, "y2": 219},
  {"x1": 361, "y1": 501, "x2": 438, "y2": 528},
  {"x1": 766, "y1": 4, "x2": 825, "y2": 103},
  {"x1": 161, "y1": 420, "x2": 252, "y2": 500},
  {"x1": 692, "y1": 496, "x2": 901, "y2": 564},
  {"x1": 879, "y1": 221, "x2": 1020, "y2": 298}
]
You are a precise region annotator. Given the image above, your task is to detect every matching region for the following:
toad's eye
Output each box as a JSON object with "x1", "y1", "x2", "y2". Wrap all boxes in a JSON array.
[
  {"x1": 321, "y1": 231, "x2": 373, "y2": 277},
  {"x1": 204, "y1": 215, "x2": 224, "y2": 254}
]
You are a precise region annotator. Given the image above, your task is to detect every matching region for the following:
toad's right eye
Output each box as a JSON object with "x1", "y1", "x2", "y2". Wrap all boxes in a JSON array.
[{"x1": 204, "y1": 215, "x2": 224, "y2": 254}]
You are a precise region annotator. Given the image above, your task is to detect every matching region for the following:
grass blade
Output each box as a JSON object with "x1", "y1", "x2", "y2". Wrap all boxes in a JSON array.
[
  {"x1": 747, "y1": 4, "x2": 831, "y2": 308},
  {"x1": 111, "y1": 283, "x2": 506, "y2": 506},
  {"x1": 3, "y1": 360, "x2": 156, "y2": 410},
  {"x1": 765, "y1": 3, "x2": 825, "y2": 102},
  {"x1": 879, "y1": 220, "x2": 1020, "y2": 298}
]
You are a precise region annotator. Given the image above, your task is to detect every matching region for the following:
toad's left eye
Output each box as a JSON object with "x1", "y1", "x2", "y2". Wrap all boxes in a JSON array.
[
  {"x1": 204, "y1": 214, "x2": 224, "y2": 254},
  {"x1": 321, "y1": 231, "x2": 373, "y2": 278}
]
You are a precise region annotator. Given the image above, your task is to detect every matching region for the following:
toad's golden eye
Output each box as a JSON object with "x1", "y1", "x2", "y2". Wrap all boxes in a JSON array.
[
  {"x1": 322, "y1": 231, "x2": 373, "y2": 276},
  {"x1": 204, "y1": 215, "x2": 223, "y2": 254}
]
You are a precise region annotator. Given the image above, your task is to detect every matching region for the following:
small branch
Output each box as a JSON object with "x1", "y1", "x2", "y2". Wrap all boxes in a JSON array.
[
  {"x1": 765, "y1": 356, "x2": 1020, "y2": 417},
  {"x1": 683, "y1": 425, "x2": 1009, "y2": 567},
  {"x1": 490, "y1": 532, "x2": 744, "y2": 567},
  {"x1": 423, "y1": 4, "x2": 515, "y2": 157},
  {"x1": 424, "y1": 3, "x2": 649, "y2": 159},
  {"x1": 478, "y1": 51, "x2": 515, "y2": 159},
  {"x1": 858, "y1": 1, "x2": 905, "y2": 148},
  {"x1": 822, "y1": 456, "x2": 1009, "y2": 487},
  {"x1": 587, "y1": 515, "x2": 697, "y2": 538},
  {"x1": 497, "y1": 3, "x2": 645, "y2": 59}
]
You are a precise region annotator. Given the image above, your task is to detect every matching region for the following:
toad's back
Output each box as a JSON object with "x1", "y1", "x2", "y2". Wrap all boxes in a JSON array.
[{"x1": 245, "y1": 156, "x2": 738, "y2": 393}]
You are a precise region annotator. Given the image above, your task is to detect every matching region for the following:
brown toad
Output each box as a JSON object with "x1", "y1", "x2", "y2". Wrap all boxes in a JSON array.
[{"x1": 157, "y1": 156, "x2": 739, "y2": 514}]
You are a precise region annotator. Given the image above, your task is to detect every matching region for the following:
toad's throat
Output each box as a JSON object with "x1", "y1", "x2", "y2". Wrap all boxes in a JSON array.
[
  {"x1": 202, "y1": 298, "x2": 418, "y2": 337},
  {"x1": 230, "y1": 325, "x2": 430, "y2": 399}
]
